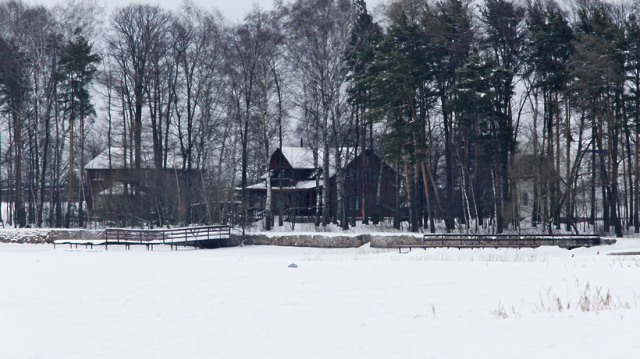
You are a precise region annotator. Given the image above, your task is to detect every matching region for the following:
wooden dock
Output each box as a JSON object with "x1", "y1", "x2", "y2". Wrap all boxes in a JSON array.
[{"x1": 398, "y1": 234, "x2": 601, "y2": 252}]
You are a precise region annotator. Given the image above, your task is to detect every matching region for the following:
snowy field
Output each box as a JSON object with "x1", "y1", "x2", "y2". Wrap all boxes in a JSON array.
[{"x1": 1, "y1": 240, "x2": 640, "y2": 358}]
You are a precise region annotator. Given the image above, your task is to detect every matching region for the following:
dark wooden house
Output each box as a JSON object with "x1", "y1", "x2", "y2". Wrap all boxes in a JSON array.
[
  {"x1": 246, "y1": 147, "x2": 397, "y2": 221},
  {"x1": 337, "y1": 149, "x2": 397, "y2": 219},
  {"x1": 85, "y1": 147, "x2": 204, "y2": 226}
]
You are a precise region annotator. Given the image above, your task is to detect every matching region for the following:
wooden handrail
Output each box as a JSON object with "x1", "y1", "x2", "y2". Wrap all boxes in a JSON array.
[
  {"x1": 418, "y1": 233, "x2": 601, "y2": 249},
  {"x1": 105, "y1": 225, "x2": 231, "y2": 244}
]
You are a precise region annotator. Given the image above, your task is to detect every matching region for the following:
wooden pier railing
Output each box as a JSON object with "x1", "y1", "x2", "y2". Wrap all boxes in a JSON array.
[
  {"x1": 103, "y1": 225, "x2": 231, "y2": 250},
  {"x1": 398, "y1": 233, "x2": 601, "y2": 252}
]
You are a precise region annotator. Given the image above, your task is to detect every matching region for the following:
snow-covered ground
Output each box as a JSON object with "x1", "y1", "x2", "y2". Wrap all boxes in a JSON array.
[{"x1": 1, "y1": 240, "x2": 639, "y2": 358}]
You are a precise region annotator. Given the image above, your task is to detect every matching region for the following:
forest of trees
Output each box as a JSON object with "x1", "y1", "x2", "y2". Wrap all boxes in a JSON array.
[{"x1": 1, "y1": 0, "x2": 640, "y2": 237}]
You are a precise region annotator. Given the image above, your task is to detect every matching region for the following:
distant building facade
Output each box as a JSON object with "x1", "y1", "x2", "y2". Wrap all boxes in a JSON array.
[{"x1": 85, "y1": 147, "x2": 204, "y2": 226}]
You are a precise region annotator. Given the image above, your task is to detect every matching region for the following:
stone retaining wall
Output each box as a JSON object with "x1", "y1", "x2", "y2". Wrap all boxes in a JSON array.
[
  {"x1": 368, "y1": 234, "x2": 425, "y2": 248},
  {"x1": 226, "y1": 233, "x2": 425, "y2": 248},
  {"x1": 0, "y1": 230, "x2": 50, "y2": 244},
  {"x1": 227, "y1": 234, "x2": 370, "y2": 248},
  {"x1": 48, "y1": 230, "x2": 105, "y2": 242},
  {"x1": 0, "y1": 229, "x2": 104, "y2": 244}
]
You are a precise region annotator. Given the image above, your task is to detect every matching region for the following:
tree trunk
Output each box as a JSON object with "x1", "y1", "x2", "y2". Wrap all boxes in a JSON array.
[
  {"x1": 403, "y1": 155, "x2": 417, "y2": 232},
  {"x1": 322, "y1": 139, "x2": 330, "y2": 226},
  {"x1": 66, "y1": 116, "x2": 74, "y2": 228},
  {"x1": 394, "y1": 158, "x2": 400, "y2": 229}
]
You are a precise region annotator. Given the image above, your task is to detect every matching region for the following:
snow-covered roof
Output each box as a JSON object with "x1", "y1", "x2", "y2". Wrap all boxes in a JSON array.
[
  {"x1": 278, "y1": 146, "x2": 356, "y2": 172},
  {"x1": 246, "y1": 180, "x2": 319, "y2": 191},
  {"x1": 86, "y1": 147, "x2": 183, "y2": 170},
  {"x1": 247, "y1": 146, "x2": 371, "y2": 190},
  {"x1": 280, "y1": 147, "x2": 315, "y2": 169}
]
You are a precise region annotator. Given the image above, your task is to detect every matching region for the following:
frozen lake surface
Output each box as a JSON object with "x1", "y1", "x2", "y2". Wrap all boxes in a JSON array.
[{"x1": 1, "y1": 239, "x2": 639, "y2": 358}]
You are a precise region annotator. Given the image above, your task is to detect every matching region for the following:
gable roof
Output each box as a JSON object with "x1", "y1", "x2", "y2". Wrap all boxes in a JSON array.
[
  {"x1": 85, "y1": 147, "x2": 183, "y2": 170},
  {"x1": 279, "y1": 147, "x2": 315, "y2": 169},
  {"x1": 277, "y1": 146, "x2": 358, "y2": 170}
]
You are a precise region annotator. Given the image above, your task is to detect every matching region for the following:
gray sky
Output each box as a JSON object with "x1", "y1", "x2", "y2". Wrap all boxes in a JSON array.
[
  {"x1": 99, "y1": 0, "x2": 276, "y2": 22},
  {"x1": 86, "y1": 0, "x2": 386, "y2": 23}
]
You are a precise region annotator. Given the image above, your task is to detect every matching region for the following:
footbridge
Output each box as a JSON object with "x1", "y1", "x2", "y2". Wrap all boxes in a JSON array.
[{"x1": 53, "y1": 225, "x2": 231, "y2": 250}]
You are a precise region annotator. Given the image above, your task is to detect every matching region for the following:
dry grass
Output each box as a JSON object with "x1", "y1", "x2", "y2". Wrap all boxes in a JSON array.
[
  {"x1": 609, "y1": 256, "x2": 640, "y2": 268},
  {"x1": 492, "y1": 280, "x2": 639, "y2": 319},
  {"x1": 534, "y1": 280, "x2": 638, "y2": 314},
  {"x1": 535, "y1": 287, "x2": 568, "y2": 313},
  {"x1": 296, "y1": 247, "x2": 394, "y2": 261},
  {"x1": 395, "y1": 249, "x2": 543, "y2": 263},
  {"x1": 296, "y1": 247, "x2": 545, "y2": 262},
  {"x1": 491, "y1": 301, "x2": 510, "y2": 319},
  {"x1": 414, "y1": 304, "x2": 437, "y2": 320},
  {"x1": 491, "y1": 301, "x2": 522, "y2": 319}
]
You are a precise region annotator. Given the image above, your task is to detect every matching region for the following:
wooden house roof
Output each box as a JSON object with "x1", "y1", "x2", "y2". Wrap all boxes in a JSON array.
[{"x1": 86, "y1": 147, "x2": 183, "y2": 170}]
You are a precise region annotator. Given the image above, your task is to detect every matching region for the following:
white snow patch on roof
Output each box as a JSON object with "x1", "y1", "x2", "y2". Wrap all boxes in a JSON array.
[
  {"x1": 280, "y1": 147, "x2": 315, "y2": 169},
  {"x1": 246, "y1": 180, "x2": 320, "y2": 191},
  {"x1": 278, "y1": 146, "x2": 356, "y2": 175},
  {"x1": 86, "y1": 147, "x2": 183, "y2": 170}
]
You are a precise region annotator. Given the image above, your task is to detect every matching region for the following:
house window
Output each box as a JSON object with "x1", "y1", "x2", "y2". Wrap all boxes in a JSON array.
[
  {"x1": 522, "y1": 192, "x2": 528, "y2": 206},
  {"x1": 348, "y1": 195, "x2": 360, "y2": 210}
]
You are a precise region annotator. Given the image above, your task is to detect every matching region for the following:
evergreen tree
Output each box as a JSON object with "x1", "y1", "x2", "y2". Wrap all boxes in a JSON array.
[
  {"x1": 625, "y1": 11, "x2": 640, "y2": 233},
  {"x1": 365, "y1": 11, "x2": 435, "y2": 231},
  {"x1": 525, "y1": 1, "x2": 573, "y2": 233},
  {"x1": 58, "y1": 29, "x2": 100, "y2": 228},
  {"x1": 573, "y1": 2, "x2": 625, "y2": 237},
  {"x1": 479, "y1": 0, "x2": 525, "y2": 231},
  {"x1": 347, "y1": 0, "x2": 380, "y2": 226},
  {"x1": 450, "y1": 53, "x2": 513, "y2": 233},
  {"x1": 425, "y1": 0, "x2": 474, "y2": 232}
]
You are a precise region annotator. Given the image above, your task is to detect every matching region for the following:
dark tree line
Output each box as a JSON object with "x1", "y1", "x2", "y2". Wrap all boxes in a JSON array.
[
  {"x1": 351, "y1": 0, "x2": 640, "y2": 237},
  {"x1": 0, "y1": 0, "x2": 639, "y2": 236}
]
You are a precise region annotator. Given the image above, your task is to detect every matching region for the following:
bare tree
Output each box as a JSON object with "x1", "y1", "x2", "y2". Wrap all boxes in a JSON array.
[
  {"x1": 286, "y1": 0, "x2": 356, "y2": 226},
  {"x1": 107, "y1": 4, "x2": 170, "y2": 225},
  {"x1": 109, "y1": 5, "x2": 170, "y2": 172}
]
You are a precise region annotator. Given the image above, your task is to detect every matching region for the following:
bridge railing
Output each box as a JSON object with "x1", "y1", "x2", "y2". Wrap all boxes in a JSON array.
[
  {"x1": 421, "y1": 233, "x2": 601, "y2": 248},
  {"x1": 105, "y1": 225, "x2": 231, "y2": 245}
]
